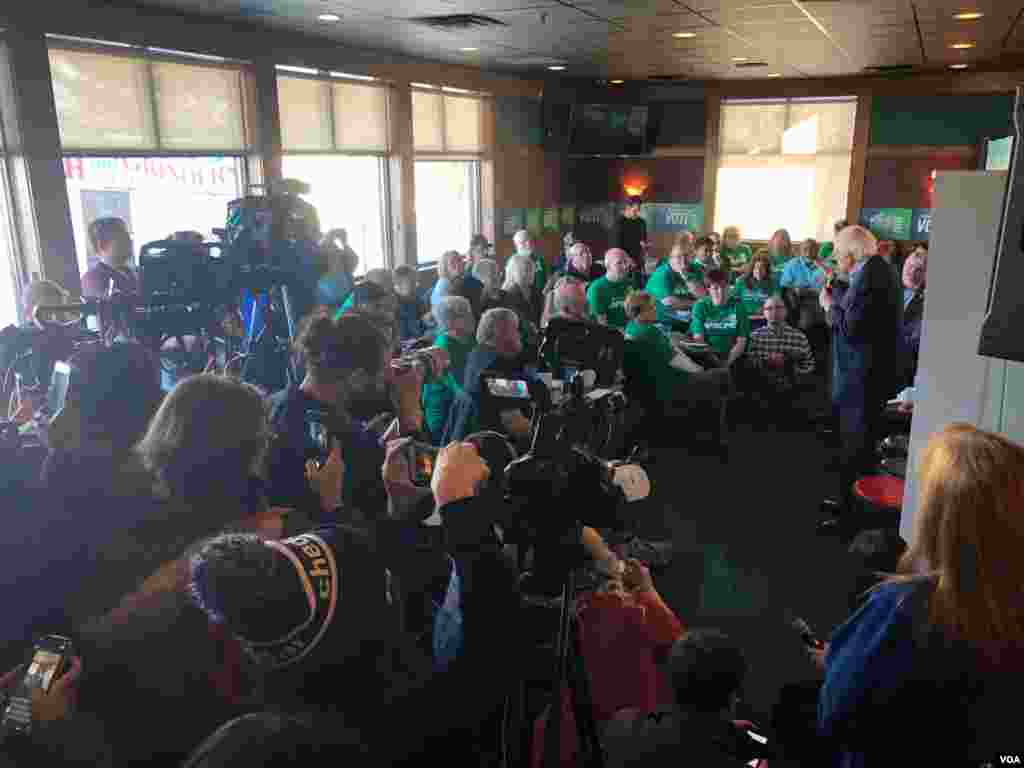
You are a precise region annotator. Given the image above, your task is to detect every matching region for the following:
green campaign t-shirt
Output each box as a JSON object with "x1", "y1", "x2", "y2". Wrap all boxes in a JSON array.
[
  {"x1": 421, "y1": 332, "x2": 475, "y2": 441},
  {"x1": 721, "y1": 243, "x2": 753, "y2": 267},
  {"x1": 624, "y1": 321, "x2": 686, "y2": 400},
  {"x1": 818, "y1": 241, "x2": 835, "y2": 266},
  {"x1": 533, "y1": 254, "x2": 549, "y2": 293},
  {"x1": 732, "y1": 275, "x2": 779, "y2": 316},
  {"x1": 586, "y1": 276, "x2": 633, "y2": 329},
  {"x1": 689, "y1": 296, "x2": 751, "y2": 357},
  {"x1": 645, "y1": 263, "x2": 691, "y2": 324}
]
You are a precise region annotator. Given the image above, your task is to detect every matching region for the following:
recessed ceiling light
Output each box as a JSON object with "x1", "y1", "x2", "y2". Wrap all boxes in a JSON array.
[
  {"x1": 673, "y1": 32, "x2": 697, "y2": 39},
  {"x1": 459, "y1": 47, "x2": 479, "y2": 52},
  {"x1": 732, "y1": 56, "x2": 748, "y2": 62},
  {"x1": 950, "y1": 42, "x2": 976, "y2": 49},
  {"x1": 610, "y1": 79, "x2": 625, "y2": 84},
  {"x1": 952, "y1": 11, "x2": 984, "y2": 21},
  {"x1": 949, "y1": 63, "x2": 969, "y2": 69},
  {"x1": 317, "y1": 13, "x2": 341, "y2": 22},
  {"x1": 548, "y1": 65, "x2": 566, "y2": 71},
  {"x1": 767, "y1": 72, "x2": 782, "y2": 78}
]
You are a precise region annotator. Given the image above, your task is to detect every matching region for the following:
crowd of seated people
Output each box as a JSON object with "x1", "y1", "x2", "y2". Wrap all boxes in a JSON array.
[{"x1": 2, "y1": 204, "x2": 973, "y2": 768}]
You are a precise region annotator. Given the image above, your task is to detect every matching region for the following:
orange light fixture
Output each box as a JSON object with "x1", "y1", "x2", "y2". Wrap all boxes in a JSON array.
[
  {"x1": 950, "y1": 42, "x2": 976, "y2": 49},
  {"x1": 952, "y1": 11, "x2": 984, "y2": 20},
  {"x1": 624, "y1": 185, "x2": 645, "y2": 197}
]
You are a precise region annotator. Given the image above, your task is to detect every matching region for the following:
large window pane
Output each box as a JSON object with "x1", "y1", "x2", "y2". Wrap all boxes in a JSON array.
[
  {"x1": 720, "y1": 102, "x2": 786, "y2": 156},
  {"x1": 414, "y1": 160, "x2": 478, "y2": 265},
  {"x1": 49, "y1": 48, "x2": 155, "y2": 150},
  {"x1": 333, "y1": 82, "x2": 388, "y2": 152},
  {"x1": 152, "y1": 61, "x2": 247, "y2": 151},
  {"x1": 282, "y1": 155, "x2": 387, "y2": 273},
  {"x1": 64, "y1": 156, "x2": 245, "y2": 276},
  {"x1": 412, "y1": 91, "x2": 444, "y2": 152},
  {"x1": 0, "y1": 164, "x2": 17, "y2": 328},
  {"x1": 278, "y1": 77, "x2": 332, "y2": 151}
]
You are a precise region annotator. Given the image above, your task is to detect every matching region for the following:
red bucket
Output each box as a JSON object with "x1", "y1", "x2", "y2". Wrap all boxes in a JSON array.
[{"x1": 854, "y1": 475, "x2": 905, "y2": 510}]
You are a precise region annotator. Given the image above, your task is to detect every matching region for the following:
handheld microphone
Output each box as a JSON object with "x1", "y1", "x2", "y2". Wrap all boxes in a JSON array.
[{"x1": 791, "y1": 617, "x2": 824, "y2": 650}]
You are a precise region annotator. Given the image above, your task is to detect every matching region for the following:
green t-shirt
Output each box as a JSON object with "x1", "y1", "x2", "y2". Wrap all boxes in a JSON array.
[
  {"x1": 624, "y1": 321, "x2": 686, "y2": 400},
  {"x1": 732, "y1": 275, "x2": 779, "y2": 316},
  {"x1": 689, "y1": 296, "x2": 751, "y2": 357},
  {"x1": 586, "y1": 276, "x2": 633, "y2": 329},
  {"x1": 645, "y1": 263, "x2": 691, "y2": 324},
  {"x1": 533, "y1": 254, "x2": 549, "y2": 293},
  {"x1": 721, "y1": 243, "x2": 753, "y2": 267},
  {"x1": 818, "y1": 241, "x2": 835, "y2": 266},
  {"x1": 421, "y1": 332, "x2": 475, "y2": 442}
]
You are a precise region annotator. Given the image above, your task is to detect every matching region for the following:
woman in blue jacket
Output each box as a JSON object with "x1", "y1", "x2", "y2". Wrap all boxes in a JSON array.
[{"x1": 815, "y1": 423, "x2": 1024, "y2": 767}]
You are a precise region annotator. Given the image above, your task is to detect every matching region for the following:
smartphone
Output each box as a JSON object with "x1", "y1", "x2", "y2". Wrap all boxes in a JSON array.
[
  {"x1": 305, "y1": 409, "x2": 332, "y2": 468},
  {"x1": 485, "y1": 378, "x2": 531, "y2": 400},
  {"x1": 2, "y1": 635, "x2": 74, "y2": 737},
  {"x1": 47, "y1": 361, "x2": 72, "y2": 416},
  {"x1": 409, "y1": 442, "x2": 439, "y2": 488}
]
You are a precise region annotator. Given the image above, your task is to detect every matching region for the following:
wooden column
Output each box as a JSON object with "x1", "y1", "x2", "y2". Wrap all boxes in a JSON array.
[
  {"x1": 702, "y1": 88, "x2": 723, "y2": 234},
  {"x1": 847, "y1": 88, "x2": 873, "y2": 224},
  {"x1": 389, "y1": 83, "x2": 416, "y2": 267},
  {"x1": 251, "y1": 58, "x2": 283, "y2": 189}
]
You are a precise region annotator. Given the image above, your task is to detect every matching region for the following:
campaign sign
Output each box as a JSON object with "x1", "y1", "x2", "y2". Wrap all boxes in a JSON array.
[
  {"x1": 861, "y1": 208, "x2": 913, "y2": 241},
  {"x1": 911, "y1": 208, "x2": 932, "y2": 240},
  {"x1": 648, "y1": 203, "x2": 704, "y2": 234}
]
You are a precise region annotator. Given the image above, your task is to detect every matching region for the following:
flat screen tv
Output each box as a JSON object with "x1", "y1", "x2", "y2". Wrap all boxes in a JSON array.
[{"x1": 570, "y1": 104, "x2": 649, "y2": 155}]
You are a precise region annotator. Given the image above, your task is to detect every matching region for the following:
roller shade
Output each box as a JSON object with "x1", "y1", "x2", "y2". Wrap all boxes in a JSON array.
[
  {"x1": 413, "y1": 89, "x2": 483, "y2": 153},
  {"x1": 278, "y1": 75, "x2": 389, "y2": 153},
  {"x1": 49, "y1": 46, "x2": 251, "y2": 153}
]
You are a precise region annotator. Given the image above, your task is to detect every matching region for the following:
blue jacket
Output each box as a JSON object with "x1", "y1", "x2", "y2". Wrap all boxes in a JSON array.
[
  {"x1": 830, "y1": 255, "x2": 903, "y2": 407},
  {"x1": 820, "y1": 579, "x2": 1020, "y2": 768}
]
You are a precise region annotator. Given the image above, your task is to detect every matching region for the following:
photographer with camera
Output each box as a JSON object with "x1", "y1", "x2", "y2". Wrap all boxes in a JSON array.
[
  {"x1": 462, "y1": 308, "x2": 534, "y2": 444},
  {"x1": 80, "y1": 218, "x2": 138, "y2": 300},
  {"x1": 265, "y1": 313, "x2": 431, "y2": 524}
]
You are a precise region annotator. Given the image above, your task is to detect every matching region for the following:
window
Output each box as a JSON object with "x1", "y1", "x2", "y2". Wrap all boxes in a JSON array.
[
  {"x1": 49, "y1": 43, "x2": 253, "y2": 272},
  {"x1": 0, "y1": 164, "x2": 18, "y2": 328},
  {"x1": 414, "y1": 160, "x2": 480, "y2": 265},
  {"x1": 63, "y1": 156, "x2": 245, "y2": 277},
  {"x1": 281, "y1": 155, "x2": 387, "y2": 273},
  {"x1": 278, "y1": 73, "x2": 390, "y2": 271},
  {"x1": 715, "y1": 98, "x2": 857, "y2": 241}
]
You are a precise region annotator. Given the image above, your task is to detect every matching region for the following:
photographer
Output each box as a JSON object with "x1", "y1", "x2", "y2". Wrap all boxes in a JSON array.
[
  {"x1": 463, "y1": 308, "x2": 533, "y2": 443},
  {"x1": 265, "y1": 313, "x2": 424, "y2": 524},
  {"x1": 604, "y1": 629, "x2": 768, "y2": 768}
]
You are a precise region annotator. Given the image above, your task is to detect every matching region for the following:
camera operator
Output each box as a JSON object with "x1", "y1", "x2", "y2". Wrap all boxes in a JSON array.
[
  {"x1": 265, "y1": 313, "x2": 425, "y2": 524},
  {"x1": 462, "y1": 308, "x2": 533, "y2": 443},
  {"x1": 80, "y1": 218, "x2": 138, "y2": 300}
]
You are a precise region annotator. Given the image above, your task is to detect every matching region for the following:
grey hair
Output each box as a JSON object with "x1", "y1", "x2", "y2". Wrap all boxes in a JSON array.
[
  {"x1": 437, "y1": 250, "x2": 463, "y2": 280},
  {"x1": 433, "y1": 295, "x2": 473, "y2": 332},
  {"x1": 552, "y1": 276, "x2": 586, "y2": 316},
  {"x1": 835, "y1": 225, "x2": 877, "y2": 264},
  {"x1": 513, "y1": 229, "x2": 530, "y2": 248},
  {"x1": 503, "y1": 253, "x2": 536, "y2": 292},
  {"x1": 473, "y1": 258, "x2": 500, "y2": 293},
  {"x1": 477, "y1": 307, "x2": 518, "y2": 347},
  {"x1": 364, "y1": 268, "x2": 394, "y2": 292}
]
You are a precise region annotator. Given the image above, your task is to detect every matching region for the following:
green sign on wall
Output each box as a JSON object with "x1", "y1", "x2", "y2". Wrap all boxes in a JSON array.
[
  {"x1": 525, "y1": 208, "x2": 543, "y2": 234},
  {"x1": 861, "y1": 208, "x2": 913, "y2": 241}
]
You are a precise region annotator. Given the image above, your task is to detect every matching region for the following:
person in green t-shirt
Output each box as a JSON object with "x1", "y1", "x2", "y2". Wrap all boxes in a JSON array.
[
  {"x1": 732, "y1": 251, "x2": 779, "y2": 316},
  {"x1": 818, "y1": 218, "x2": 847, "y2": 266},
  {"x1": 720, "y1": 225, "x2": 753, "y2": 269},
  {"x1": 689, "y1": 268, "x2": 751, "y2": 366},
  {"x1": 690, "y1": 235, "x2": 716, "y2": 279},
  {"x1": 645, "y1": 243, "x2": 694, "y2": 324},
  {"x1": 586, "y1": 248, "x2": 634, "y2": 329},
  {"x1": 622, "y1": 292, "x2": 730, "y2": 442},
  {"x1": 768, "y1": 229, "x2": 794, "y2": 270},
  {"x1": 421, "y1": 295, "x2": 476, "y2": 443}
]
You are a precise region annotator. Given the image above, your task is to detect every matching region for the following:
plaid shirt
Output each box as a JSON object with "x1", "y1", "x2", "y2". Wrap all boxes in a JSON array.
[{"x1": 748, "y1": 321, "x2": 814, "y2": 388}]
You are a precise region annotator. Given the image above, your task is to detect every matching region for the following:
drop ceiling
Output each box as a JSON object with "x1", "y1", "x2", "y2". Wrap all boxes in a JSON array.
[{"x1": 138, "y1": 0, "x2": 1024, "y2": 79}]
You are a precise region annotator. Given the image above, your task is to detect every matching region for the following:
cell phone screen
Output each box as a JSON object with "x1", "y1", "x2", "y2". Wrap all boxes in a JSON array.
[
  {"x1": 23, "y1": 650, "x2": 62, "y2": 694},
  {"x1": 485, "y1": 378, "x2": 531, "y2": 399},
  {"x1": 410, "y1": 443, "x2": 438, "y2": 487},
  {"x1": 3, "y1": 643, "x2": 67, "y2": 734},
  {"x1": 48, "y1": 362, "x2": 71, "y2": 415}
]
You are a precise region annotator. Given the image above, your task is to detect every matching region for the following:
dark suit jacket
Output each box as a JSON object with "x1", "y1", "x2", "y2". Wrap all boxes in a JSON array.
[
  {"x1": 900, "y1": 288, "x2": 925, "y2": 388},
  {"x1": 830, "y1": 255, "x2": 903, "y2": 407}
]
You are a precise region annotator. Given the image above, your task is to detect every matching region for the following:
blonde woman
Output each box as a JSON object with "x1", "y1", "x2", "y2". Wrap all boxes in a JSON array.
[{"x1": 817, "y1": 423, "x2": 1024, "y2": 766}]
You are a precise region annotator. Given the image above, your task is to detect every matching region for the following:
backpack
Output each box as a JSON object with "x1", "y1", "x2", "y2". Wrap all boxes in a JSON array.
[{"x1": 433, "y1": 555, "x2": 463, "y2": 671}]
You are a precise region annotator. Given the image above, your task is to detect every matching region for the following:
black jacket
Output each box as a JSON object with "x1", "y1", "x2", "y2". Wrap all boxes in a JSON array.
[
  {"x1": 900, "y1": 288, "x2": 925, "y2": 387},
  {"x1": 830, "y1": 255, "x2": 903, "y2": 407}
]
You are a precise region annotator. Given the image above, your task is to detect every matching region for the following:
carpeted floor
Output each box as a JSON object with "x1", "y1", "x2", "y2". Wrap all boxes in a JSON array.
[{"x1": 630, "y1": 410, "x2": 867, "y2": 726}]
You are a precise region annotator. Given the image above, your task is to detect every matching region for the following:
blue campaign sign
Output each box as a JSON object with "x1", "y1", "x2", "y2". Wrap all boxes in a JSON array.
[
  {"x1": 576, "y1": 203, "x2": 617, "y2": 231},
  {"x1": 860, "y1": 208, "x2": 913, "y2": 241},
  {"x1": 911, "y1": 208, "x2": 932, "y2": 240},
  {"x1": 648, "y1": 203, "x2": 704, "y2": 233}
]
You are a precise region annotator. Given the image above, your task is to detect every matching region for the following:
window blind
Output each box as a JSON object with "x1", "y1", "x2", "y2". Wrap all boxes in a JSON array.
[{"x1": 278, "y1": 75, "x2": 389, "y2": 153}]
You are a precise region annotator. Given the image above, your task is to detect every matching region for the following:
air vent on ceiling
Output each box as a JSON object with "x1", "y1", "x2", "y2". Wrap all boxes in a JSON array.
[
  {"x1": 410, "y1": 14, "x2": 507, "y2": 30},
  {"x1": 864, "y1": 64, "x2": 915, "y2": 72},
  {"x1": 735, "y1": 61, "x2": 769, "y2": 68}
]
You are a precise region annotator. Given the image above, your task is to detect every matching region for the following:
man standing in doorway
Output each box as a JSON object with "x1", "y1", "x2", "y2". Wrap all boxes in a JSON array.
[
  {"x1": 817, "y1": 226, "x2": 903, "y2": 535},
  {"x1": 81, "y1": 218, "x2": 138, "y2": 299},
  {"x1": 615, "y1": 196, "x2": 648, "y2": 288}
]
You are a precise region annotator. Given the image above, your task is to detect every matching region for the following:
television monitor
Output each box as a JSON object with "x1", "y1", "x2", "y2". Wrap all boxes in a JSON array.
[{"x1": 570, "y1": 104, "x2": 649, "y2": 155}]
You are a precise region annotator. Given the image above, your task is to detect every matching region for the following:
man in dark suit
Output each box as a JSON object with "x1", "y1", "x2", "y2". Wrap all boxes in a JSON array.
[
  {"x1": 898, "y1": 246, "x2": 927, "y2": 390},
  {"x1": 817, "y1": 226, "x2": 904, "y2": 535}
]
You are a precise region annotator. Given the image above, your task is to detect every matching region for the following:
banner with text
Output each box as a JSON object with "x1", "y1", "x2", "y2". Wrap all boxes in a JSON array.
[
  {"x1": 911, "y1": 208, "x2": 932, "y2": 240},
  {"x1": 646, "y1": 203, "x2": 704, "y2": 234},
  {"x1": 860, "y1": 208, "x2": 913, "y2": 241}
]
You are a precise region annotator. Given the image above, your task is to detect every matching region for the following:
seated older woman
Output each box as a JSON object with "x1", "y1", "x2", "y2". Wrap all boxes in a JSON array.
[
  {"x1": 473, "y1": 258, "x2": 501, "y2": 309},
  {"x1": 422, "y1": 295, "x2": 477, "y2": 444}
]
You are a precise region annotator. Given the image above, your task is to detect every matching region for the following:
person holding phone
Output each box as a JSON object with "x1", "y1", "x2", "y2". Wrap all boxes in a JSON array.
[
  {"x1": 422, "y1": 296, "x2": 476, "y2": 445},
  {"x1": 265, "y1": 312, "x2": 425, "y2": 524}
]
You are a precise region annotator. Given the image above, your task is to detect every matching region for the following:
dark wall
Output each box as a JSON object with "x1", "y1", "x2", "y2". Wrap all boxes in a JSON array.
[
  {"x1": 564, "y1": 156, "x2": 704, "y2": 204},
  {"x1": 862, "y1": 152, "x2": 978, "y2": 209},
  {"x1": 870, "y1": 94, "x2": 1013, "y2": 147}
]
